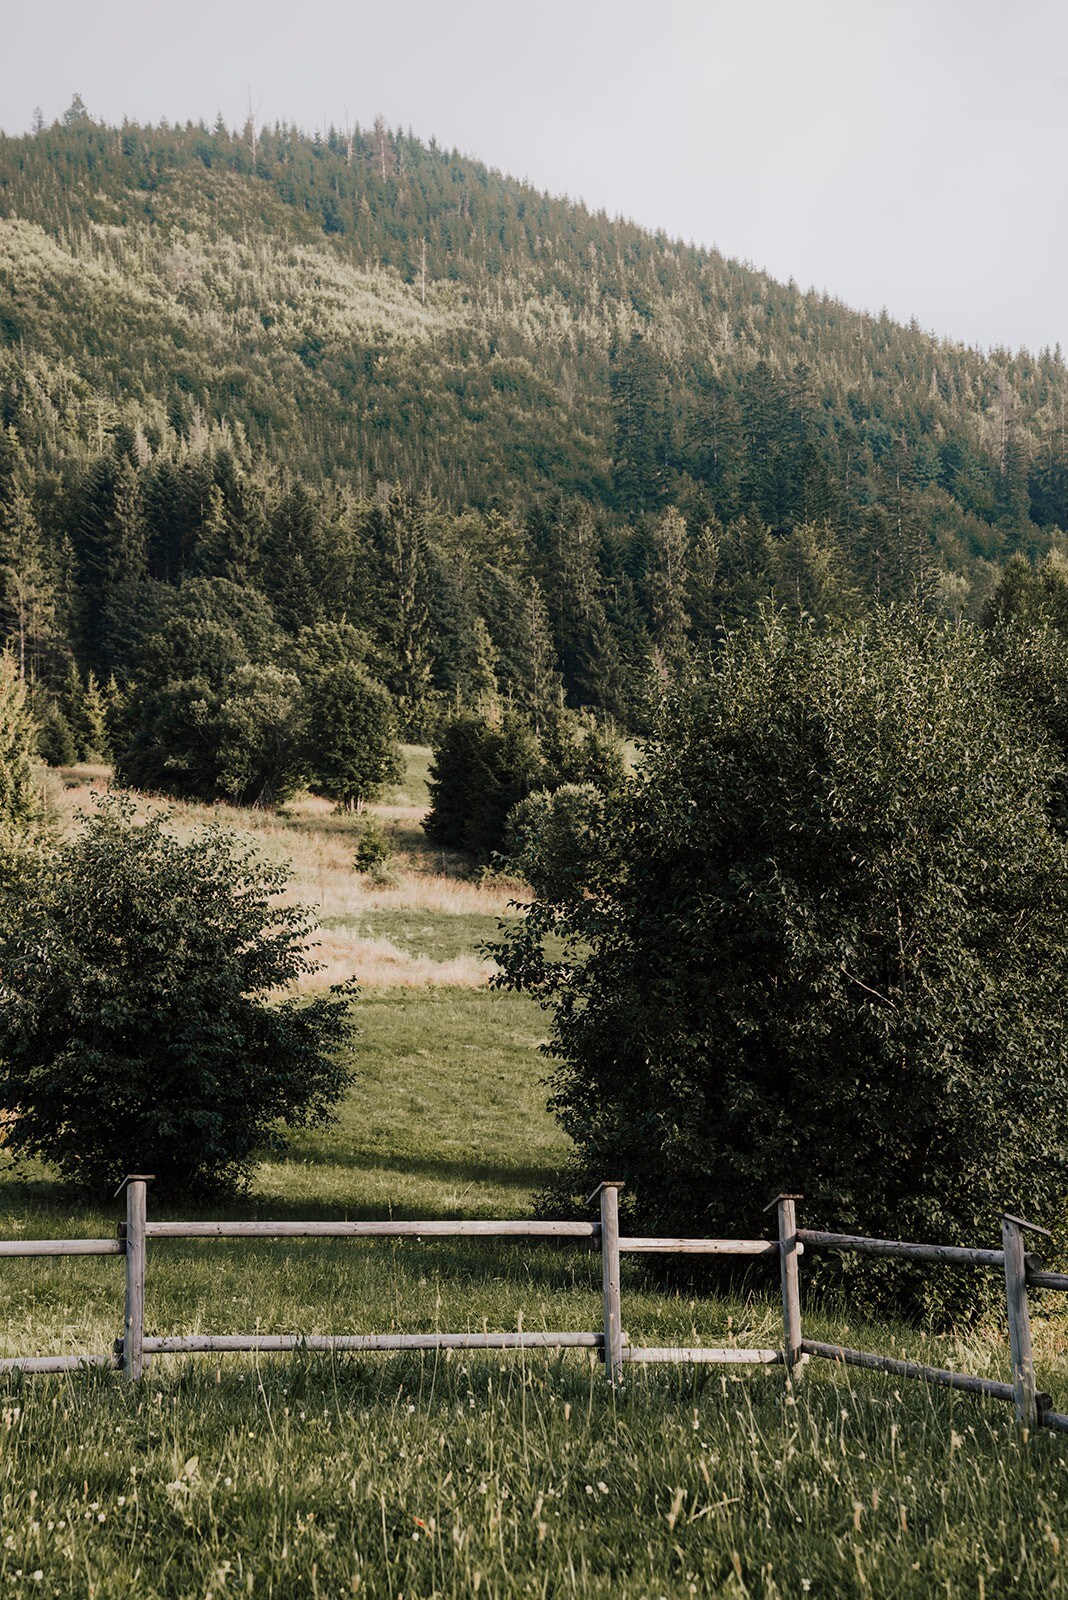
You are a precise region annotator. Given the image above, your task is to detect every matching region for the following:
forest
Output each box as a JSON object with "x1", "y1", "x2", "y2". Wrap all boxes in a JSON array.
[{"x1": 3, "y1": 102, "x2": 1068, "y2": 746}]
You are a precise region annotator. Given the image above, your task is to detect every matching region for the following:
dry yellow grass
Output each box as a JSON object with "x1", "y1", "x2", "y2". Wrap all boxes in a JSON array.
[
  {"x1": 46, "y1": 768, "x2": 517, "y2": 987},
  {"x1": 302, "y1": 930, "x2": 493, "y2": 991}
]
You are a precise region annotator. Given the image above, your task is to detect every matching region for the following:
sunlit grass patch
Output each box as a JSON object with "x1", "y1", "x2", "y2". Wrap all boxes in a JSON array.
[{"x1": 47, "y1": 753, "x2": 522, "y2": 992}]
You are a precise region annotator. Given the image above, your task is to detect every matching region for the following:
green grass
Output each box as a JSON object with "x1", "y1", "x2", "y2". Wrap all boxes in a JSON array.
[
  {"x1": 391, "y1": 743, "x2": 433, "y2": 812},
  {"x1": 0, "y1": 986, "x2": 1065, "y2": 1598},
  {"x1": 320, "y1": 910, "x2": 514, "y2": 969}
]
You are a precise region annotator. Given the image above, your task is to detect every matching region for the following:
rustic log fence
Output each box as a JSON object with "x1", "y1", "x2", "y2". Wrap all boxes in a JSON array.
[{"x1": 0, "y1": 1176, "x2": 1064, "y2": 1435}]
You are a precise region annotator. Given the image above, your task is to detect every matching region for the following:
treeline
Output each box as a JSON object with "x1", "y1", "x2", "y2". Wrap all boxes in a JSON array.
[{"x1": 2, "y1": 418, "x2": 1000, "y2": 750}]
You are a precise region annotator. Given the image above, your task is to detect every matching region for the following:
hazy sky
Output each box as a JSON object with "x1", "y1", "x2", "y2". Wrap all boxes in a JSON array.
[{"x1": 3, "y1": 0, "x2": 1066, "y2": 355}]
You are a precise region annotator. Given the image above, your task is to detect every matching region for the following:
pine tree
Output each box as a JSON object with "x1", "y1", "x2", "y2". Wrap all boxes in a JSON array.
[
  {"x1": 642, "y1": 506, "x2": 690, "y2": 664},
  {"x1": 610, "y1": 333, "x2": 668, "y2": 517},
  {"x1": 0, "y1": 652, "x2": 40, "y2": 857}
]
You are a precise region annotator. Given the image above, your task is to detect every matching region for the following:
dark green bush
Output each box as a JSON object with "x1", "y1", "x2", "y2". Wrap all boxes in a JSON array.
[
  {"x1": 504, "y1": 783, "x2": 606, "y2": 900},
  {"x1": 496, "y1": 613, "x2": 1068, "y2": 1317},
  {"x1": 35, "y1": 702, "x2": 76, "y2": 768},
  {"x1": 424, "y1": 711, "x2": 545, "y2": 859},
  {"x1": 0, "y1": 797, "x2": 354, "y2": 1194},
  {"x1": 114, "y1": 579, "x2": 305, "y2": 807},
  {"x1": 424, "y1": 709, "x2": 625, "y2": 861},
  {"x1": 302, "y1": 663, "x2": 403, "y2": 811},
  {"x1": 353, "y1": 817, "x2": 394, "y2": 877}
]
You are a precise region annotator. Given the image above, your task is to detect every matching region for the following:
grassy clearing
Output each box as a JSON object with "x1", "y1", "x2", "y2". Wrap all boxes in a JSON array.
[
  {"x1": 15, "y1": 758, "x2": 1068, "y2": 1595},
  {"x1": 0, "y1": 980, "x2": 1065, "y2": 1596},
  {"x1": 47, "y1": 748, "x2": 519, "y2": 990},
  {"x1": 3, "y1": 1360, "x2": 1068, "y2": 1600}
]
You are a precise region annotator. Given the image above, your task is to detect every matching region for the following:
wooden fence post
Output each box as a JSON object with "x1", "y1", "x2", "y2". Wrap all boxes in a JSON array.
[
  {"x1": 118, "y1": 1176, "x2": 153, "y2": 1382},
  {"x1": 1001, "y1": 1212, "x2": 1043, "y2": 1432},
  {"x1": 588, "y1": 1182, "x2": 625, "y2": 1382},
  {"x1": 769, "y1": 1194, "x2": 803, "y2": 1376}
]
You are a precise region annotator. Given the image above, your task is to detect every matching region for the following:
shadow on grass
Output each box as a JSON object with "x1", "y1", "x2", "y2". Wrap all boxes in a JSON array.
[
  {"x1": 273, "y1": 1145, "x2": 558, "y2": 1193},
  {"x1": 0, "y1": 1153, "x2": 566, "y2": 1225}
]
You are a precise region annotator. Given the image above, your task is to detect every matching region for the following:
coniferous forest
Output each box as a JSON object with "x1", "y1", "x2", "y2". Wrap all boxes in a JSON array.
[{"x1": 3, "y1": 102, "x2": 1068, "y2": 751}]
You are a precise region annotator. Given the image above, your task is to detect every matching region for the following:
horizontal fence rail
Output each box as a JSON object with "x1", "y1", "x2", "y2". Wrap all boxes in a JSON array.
[
  {"x1": 0, "y1": 1352, "x2": 120, "y2": 1374},
  {"x1": 799, "y1": 1340, "x2": 1031, "y2": 1407},
  {"x1": 797, "y1": 1228, "x2": 1008, "y2": 1269},
  {"x1": 624, "y1": 1346, "x2": 783, "y2": 1365},
  {"x1": 0, "y1": 1175, "x2": 1063, "y2": 1443},
  {"x1": 618, "y1": 1237, "x2": 785, "y2": 1256},
  {"x1": 143, "y1": 1219, "x2": 600, "y2": 1240},
  {"x1": 0, "y1": 1239, "x2": 123, "y2": 1257},
  {"x1": 1030, "y1": 1269, "x2": 1068, "y2": 1292},
  {"x1": 142, "y1": 1331, "x2": 609, "y2": 1354}
]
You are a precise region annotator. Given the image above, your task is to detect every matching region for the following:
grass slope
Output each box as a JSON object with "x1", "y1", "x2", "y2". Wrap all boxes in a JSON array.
[
  {"x1": 3, "y1": 765, "x2": 1066, "y2": 1597},
  {"x1": 0, "y1": 972, "x2": 1065, "y2": 1598}
]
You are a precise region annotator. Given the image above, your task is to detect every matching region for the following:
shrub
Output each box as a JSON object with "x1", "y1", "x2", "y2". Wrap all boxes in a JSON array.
[
  {"x1": 539, "y1": 711, "x2": 628, "y2": 794},
  {"x1": 35, "y1": 702, "x2": 77, "y2": 767},
  {"x1": 424, "y1": 709, "x2": 625, "y2": 862},
  {"x1": 353, "y1": 817, "x2": 394, "y2": 878},
  {"x1": 504, "y1": 783, "x2": 606, "y2": 900},
  {"x1": 213, "y1": 663, "x2": 306, "y2": 808},
  {"x1": 114, "y1": 579, "x2": 302, "y2": 806},
  {"x1": 0, "y1": 797, "x2": 354, "y2": 1194},
  {"x1": 424, "y1": 711, "x2": 545, "y2": 859},
  {"x1": 495, "y1": 614, "x2": 1068, "y2": 1317},
  {"x1": 985, "y1": 620, "x2": 1068, "y2": 831}
]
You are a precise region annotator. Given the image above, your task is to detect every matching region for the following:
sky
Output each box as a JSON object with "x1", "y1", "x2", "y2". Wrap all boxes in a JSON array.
[{"x1": 2, "y1": 0, "x2": 1066, "y2": 356}]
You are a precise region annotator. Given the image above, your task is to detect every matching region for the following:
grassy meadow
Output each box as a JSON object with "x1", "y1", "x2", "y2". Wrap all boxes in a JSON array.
[{"x1": 0, "y1": 753, "x2": 1065, "y2": 1597}]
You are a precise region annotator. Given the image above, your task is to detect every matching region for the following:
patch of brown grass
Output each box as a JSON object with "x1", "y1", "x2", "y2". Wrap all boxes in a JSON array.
[
  {"x1": 299, "y1": 930, "x2": 492, "y2": 991},
  {"x1": 46, "y1": 768, "x2": 521, "y2": 984}
]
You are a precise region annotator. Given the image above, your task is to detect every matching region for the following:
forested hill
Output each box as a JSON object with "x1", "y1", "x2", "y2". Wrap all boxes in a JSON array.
[{"x1": 2, "y1": 107, "x2": 1068, "y2": 731}]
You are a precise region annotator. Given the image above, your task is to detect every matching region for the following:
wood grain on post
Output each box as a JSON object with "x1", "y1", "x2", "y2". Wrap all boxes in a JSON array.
[
  {"x1": 772, "y1": 1195, "x2": 803, "y2": 1374},
  {"x1": 588, "y1": 1182, "x2": 624, "y2": 1382},
  {"x1": 119, "y1": 1176, "x2": 152, "y2": 1383},
  {"x1": 1002, "y1": 1214, "x2": 1039, "y2": 1431}
]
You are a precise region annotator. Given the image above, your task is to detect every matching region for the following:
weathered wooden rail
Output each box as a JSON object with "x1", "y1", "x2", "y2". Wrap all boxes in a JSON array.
[
  {"x1": 789, "y1": 1209, "x2": 1068, "y2": 1435},
  {"x1": 0, "y1": 1176, "x2": 1064, "y2": 1438}
]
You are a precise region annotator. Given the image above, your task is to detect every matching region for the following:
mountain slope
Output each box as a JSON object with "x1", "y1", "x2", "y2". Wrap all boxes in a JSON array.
[{"x1": 1, "y1": 112, "x2": 1067, "y2": 729}]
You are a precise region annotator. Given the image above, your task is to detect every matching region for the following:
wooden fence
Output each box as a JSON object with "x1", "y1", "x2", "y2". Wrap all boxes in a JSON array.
[{"x1": 0, "y1": 1176, "x2": 1065, "y2": 1436}]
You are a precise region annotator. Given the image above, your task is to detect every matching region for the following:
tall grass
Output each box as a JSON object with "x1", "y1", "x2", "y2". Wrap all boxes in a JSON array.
[{"x1": 0, "y1": 982, "x2": 1063, "y2": 1596}]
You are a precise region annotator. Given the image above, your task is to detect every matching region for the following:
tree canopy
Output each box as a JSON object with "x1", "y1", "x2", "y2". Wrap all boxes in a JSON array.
[
  {"x1": 4, "y1": 118, "x2": 1068, "y2": 740},
  {"x1": 0, "y1": 652, "x2": 41, "y2": 865}
]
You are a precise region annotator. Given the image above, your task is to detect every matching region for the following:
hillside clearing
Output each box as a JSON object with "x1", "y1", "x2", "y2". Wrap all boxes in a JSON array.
[
  {"x1": 7, "y1": 758, "x2": 1066, "y2": 1596},
  {"x1": 45, "y1": 749, "x2": 519, "y2": 989}
]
